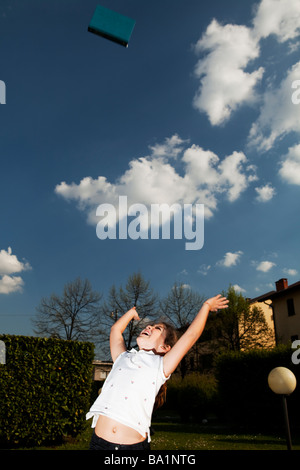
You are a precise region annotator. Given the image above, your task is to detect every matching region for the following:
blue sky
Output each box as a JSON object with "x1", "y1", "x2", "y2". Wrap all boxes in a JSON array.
[{"x1": 1, "y1": 0, "x2": 300, "y2": 337}]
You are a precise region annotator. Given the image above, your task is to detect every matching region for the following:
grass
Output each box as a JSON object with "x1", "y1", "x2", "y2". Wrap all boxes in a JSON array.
[
  {"x1": 150, "y1": 421, "x2": 300, "y2": 450},
  {"x1": 14, "y1": 417, "x2": 300, "y2": 451}
]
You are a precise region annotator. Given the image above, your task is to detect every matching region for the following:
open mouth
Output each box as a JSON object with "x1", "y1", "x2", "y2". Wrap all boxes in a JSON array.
[{"x1": 140, "y1": 330, "x2": 151, "y2": 337}]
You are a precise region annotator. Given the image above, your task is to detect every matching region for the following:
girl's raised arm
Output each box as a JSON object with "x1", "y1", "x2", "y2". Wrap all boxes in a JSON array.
[
  {"x1": 163, "y1": 295, "x2": 228, "y2": 377},
  {"x1": 110, "y1": 307, "x2": 140, "y2": 362}
]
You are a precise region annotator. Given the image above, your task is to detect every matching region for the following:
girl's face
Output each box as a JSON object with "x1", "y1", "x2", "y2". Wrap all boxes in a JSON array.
[{"x1": 137, "y1": 324, "x2": 171, "y2": 354}]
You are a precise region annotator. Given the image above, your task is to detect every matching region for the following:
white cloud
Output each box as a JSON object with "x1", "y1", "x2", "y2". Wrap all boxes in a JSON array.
[
  {"x1": 248, "y1": 62, "x2": 300, "y2": 151},
  {"x1": 233, "y1": 284, "x2": 246, "y2": 294},
  {"x1": 255, "y1": 183, "x2": 276, "y2": 201},
  {"x1": 256, "y1": 260, "x2": 276, "y2": 272},
  {"x1": 0, "y1": 275, "x2": 24, "y2": 294},
  {"x1": 253, "y1": 0, "x2": 300, "y2": 43},
  {"x1": 149, "y1": 134, "x2": 187, "y2": 160},
  {"x1": 217, "y1": 251, "x2": 243, "y2": 268},
  {"x1": 197, "y1": 264, "x2": 211, "y2": 276},
  {"x1": 283, "y1": 268, "x2": 298, "y2": 276},
  {"x1": 279, "y1": 143, "x2": 300, "y2": 185},
  {"x1": 0, "y1": 247, "x2": 31, "y2": 294},
  {"x1": 193, "y1": 19, "x2": 263, "y2": 125},
  {"x1": 55, "y1": 136, "x2": 256, "y2": 226},
  {"x1": 182, "y1": 146, "x2": 255, "y2": 206},
  {"x1": 193, "y1": 0, "x2": 300, "y2": 132},
  {"x1": 218, "y1": 151, "x2": 252, "y2": 201},
  {"x1": 0, "y1": 247, "x2": 31, "y2": 275}
]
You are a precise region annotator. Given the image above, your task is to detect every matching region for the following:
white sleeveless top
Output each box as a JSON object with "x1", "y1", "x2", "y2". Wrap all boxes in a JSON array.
[{"x1": 86, "y1": 349, "x2": 170, "y2": 441}]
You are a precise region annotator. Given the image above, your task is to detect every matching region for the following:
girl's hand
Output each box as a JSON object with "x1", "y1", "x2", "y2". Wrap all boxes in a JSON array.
[
  {"x1": 110, "y1": 307, "x2": 141, "y2": 362},
  {"x1": 129, "y1": 306, "x2": 140, "y2": 321},
  {"x1": 205, "y1": 295, "x2": 228, "y2": 312}
]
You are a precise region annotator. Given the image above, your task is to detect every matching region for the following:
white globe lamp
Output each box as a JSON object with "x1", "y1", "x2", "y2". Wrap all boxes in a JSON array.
[{"x1": 268, "y1": 367, "x2": 297, "y2": 451}]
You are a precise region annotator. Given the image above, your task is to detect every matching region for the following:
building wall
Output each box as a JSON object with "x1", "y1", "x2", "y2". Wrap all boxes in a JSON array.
[
  {"x1": 250, "y1": 300, "x2": 276, "y2": 347},
  {"x1": 251, "y1": 300, "x2": 274, "y2": 329},
  {"x1": 92, "y1": 361, "x2": 113, "y2": 381},
  {"x1": 272, "y1": 290, "x2": 300, "y2": 343}
]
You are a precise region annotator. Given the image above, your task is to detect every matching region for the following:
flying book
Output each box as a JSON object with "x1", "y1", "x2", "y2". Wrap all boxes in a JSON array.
[{"x1": 88, "y1": 5, "x2": 136, "y2": 47}]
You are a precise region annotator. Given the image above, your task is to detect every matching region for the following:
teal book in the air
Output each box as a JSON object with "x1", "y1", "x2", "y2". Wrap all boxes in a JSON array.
[{"x1": 88, "y1": 5, "x2": 136, "y2": 47}]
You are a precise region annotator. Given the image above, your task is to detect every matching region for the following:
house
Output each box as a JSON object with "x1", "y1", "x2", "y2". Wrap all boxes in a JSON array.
[
  {"x1": 248, "y1": 298, "x2": 276, "y2": 348},
  {"x1": 251, "y1": 278, "x2": 300, "y2": 345},
  {"x1": 92, "y1": 360, "x2": 113, "y2": 381}
]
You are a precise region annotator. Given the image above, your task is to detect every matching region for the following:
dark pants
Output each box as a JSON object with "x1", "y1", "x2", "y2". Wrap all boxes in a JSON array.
[{"x1": 89, "y1": 432, "x2": 151, "y2": 450}]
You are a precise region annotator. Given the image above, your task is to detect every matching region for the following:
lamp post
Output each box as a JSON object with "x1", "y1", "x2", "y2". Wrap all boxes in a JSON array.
[{"x1": 268, "y1": 367, "x2": 297, "y2": 451}]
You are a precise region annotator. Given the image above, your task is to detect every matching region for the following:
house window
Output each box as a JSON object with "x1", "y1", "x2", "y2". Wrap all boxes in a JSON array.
[{"x1": 287, "y1": 298, "x2": 295, "y2": 316}]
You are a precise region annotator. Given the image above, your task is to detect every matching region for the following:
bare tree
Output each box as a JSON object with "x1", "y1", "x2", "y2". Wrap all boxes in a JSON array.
[
  {"x1": 160, "y1": 283, "x2": 205, "y2": 376},
  {"x1": 160, "y1": 282, "x2": 205, "y2": 329},
  {"x1": 99, "y1": 272, "x2": 158, "y2": 354},
  {"x1": 32, "y1": 278, "x2": 102, "y2": 342}
]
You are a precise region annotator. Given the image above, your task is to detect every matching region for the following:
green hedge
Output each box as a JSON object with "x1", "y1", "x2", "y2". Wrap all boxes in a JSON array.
[
  {"x1": 214, "y1": 345, "x2": 300, "y2": 430},
  {"x1": 162, "y1": 373, "x2": 218, "y2": 422},
  {"x1": 0, "y1": 335, "x2": 94, "y2": 447}
]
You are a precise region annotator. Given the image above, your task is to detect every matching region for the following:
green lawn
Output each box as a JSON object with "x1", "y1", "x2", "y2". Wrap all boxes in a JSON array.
[
  {"x1": 150, "y1": 422, "x2": 300, "y2": 450},
  {"x1": 21, "y1": 420, "x2": 300, "y2": 451}
]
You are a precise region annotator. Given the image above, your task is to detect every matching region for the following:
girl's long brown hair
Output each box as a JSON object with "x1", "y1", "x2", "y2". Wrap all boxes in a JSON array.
[{"x1": 153, "y1": 321, "x2": 178, "y2": 410}]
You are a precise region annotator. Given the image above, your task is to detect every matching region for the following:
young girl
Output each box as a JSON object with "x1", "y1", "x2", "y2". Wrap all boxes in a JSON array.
[{"x1": 87, "y1": 294, "x2": 228, "y2": 450}]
